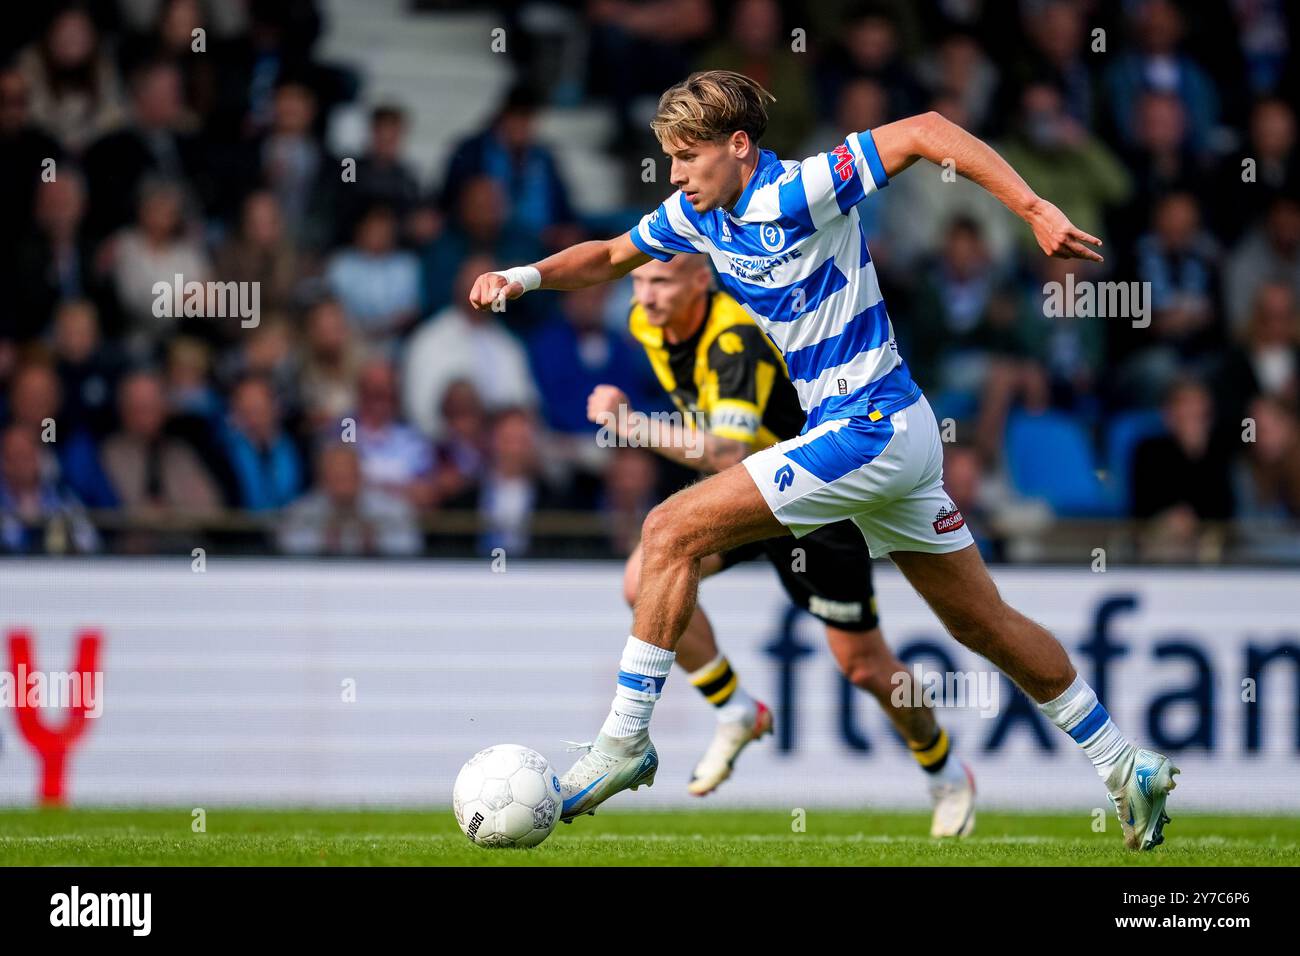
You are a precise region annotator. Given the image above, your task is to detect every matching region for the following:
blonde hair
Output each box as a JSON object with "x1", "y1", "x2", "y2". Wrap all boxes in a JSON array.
[{"x1": 650, "y1": 70, "x2": 776, "y2": 148}]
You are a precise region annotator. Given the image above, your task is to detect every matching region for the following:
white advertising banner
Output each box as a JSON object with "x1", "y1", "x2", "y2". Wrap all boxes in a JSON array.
[{"x1": 0, "y1": 559, "x2": 1297, "y2": 811}]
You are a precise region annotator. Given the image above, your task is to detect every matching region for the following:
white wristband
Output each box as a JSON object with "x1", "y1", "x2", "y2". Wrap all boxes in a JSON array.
[{"x1": 492, "y1": 266, "x2": 541, "y2": 294}]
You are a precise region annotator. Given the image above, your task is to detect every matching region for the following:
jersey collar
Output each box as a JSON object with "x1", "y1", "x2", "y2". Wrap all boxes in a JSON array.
[{"x1": 727, "y1": 148, "x2": 780, "y2": 219}]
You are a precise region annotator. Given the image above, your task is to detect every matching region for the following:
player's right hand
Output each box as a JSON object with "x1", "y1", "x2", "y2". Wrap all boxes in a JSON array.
[
  {"x1": 1024, "y1": 198, "x2": 1104, "y2": 263},
  {"x1": 587, "y1": 384, "x2": 630, "y2": 424},
  {"x1": 468, "y1": 272, "x2": 523, "y2": 311}
]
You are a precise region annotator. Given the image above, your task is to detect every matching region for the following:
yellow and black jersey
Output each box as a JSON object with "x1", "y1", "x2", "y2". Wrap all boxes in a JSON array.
[{"x1": 628, "y1": 292, "x2": 806, "y2": 449}]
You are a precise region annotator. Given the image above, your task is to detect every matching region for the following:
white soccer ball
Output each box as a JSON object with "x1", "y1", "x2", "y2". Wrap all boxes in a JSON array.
[{"x1": 453, "y1": 744, "x2": 562, "y2": 848}]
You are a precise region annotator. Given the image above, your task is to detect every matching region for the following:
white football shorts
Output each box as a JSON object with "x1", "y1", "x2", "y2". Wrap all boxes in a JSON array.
[{"x1": 742, "y1": 393, "x2": 975, "y2": 559}]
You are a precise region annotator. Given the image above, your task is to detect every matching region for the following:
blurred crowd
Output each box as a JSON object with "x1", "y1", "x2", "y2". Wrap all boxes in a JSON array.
[{"x1": 1, "y1": 0, "x2": 1299, "y2": 561}]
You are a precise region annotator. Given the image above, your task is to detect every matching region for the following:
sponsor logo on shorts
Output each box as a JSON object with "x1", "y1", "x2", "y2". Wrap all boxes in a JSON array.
[
  {"x1": 774, "y1": 464, "x2": 795, "y2": 491},
  {"x1": 932, "y1": 503, "x2": 965, "y2": 534},
  {"x1": 809, "y1": 595, "x2": 863, "y2": 623}
]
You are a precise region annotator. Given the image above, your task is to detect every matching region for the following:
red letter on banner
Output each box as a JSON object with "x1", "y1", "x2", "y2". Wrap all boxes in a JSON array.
[{"x1": 7, "y1": 630, "x2": 101, "y2": 805}]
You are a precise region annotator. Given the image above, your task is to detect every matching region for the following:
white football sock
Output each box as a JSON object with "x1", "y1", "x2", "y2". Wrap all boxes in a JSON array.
[
  {"x1": 716, "y1": 685, "x2": 758, "y2": 724},
  {"x1": 932, "y1": 745, "x2": 968, "y2": 785},
  {"x1": 601, "y1": 635, "x2": 675, "y2": 739},
  {"x1": 1038, "y1": 675, "x2": 1133, "y2": 781}
]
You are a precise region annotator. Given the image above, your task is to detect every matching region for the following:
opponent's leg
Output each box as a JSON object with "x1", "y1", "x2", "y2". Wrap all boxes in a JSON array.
[
  {"x1": 622, "y1": 544, "x2": 773, "y2": 795},
  {"x1": 826, "y1": 625, "x2": 975, "y2": 837},
  {"x1": 560, "y1": 465, "x2": 784, "y2": 820},
  {"x1": 890, "y1": 544, "x2": 1178, "y2": 850},
  {"x1": 826, "y1": 625, "x2": 937, "y2": 743}
]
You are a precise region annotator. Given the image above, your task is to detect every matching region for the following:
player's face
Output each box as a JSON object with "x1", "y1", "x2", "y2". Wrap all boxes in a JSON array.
[
  {"x1": 664, "y1": 135, "x2": 747, "y2": 212},
  {"x1": 631, "y1": 259, "x2": 710, "y2": 330}
]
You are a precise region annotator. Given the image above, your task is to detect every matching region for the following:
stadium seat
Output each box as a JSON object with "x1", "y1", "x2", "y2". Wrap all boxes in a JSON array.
[
  {"x1": 1004, "y1": 410, "x2": 1115, "y2": 516},
  {"x1": 1103, "y1": 409, "x2": 1168, "y2": 514}
]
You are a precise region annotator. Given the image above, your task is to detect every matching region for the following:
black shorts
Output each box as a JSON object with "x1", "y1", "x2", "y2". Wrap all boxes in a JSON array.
[{"x1": 717, "y1": 520, "x2": 880, "y2": 631}]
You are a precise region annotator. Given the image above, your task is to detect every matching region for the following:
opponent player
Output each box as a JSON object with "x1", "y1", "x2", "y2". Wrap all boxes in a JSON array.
[
  {"x1": 587, "y1": 252, "x2": 974, "y2": 835},
  {"x1": 471, "y1": 71, "x2": 1177, "y2": 850}
]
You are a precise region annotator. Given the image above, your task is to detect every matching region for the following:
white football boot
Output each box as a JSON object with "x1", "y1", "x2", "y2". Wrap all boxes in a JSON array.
[
  {"x1": 688, "y1": 700, "x2": 774, "y2": 796},
  {"x1": 558, "y1": 730, "x2": 658, "y2": 823},
  {"x1": 1106, "y1": 747, "x2": 1179, "y2": 850},
  {"x1": 928, "y1": 760, "x2": 976, "y2": 837}
]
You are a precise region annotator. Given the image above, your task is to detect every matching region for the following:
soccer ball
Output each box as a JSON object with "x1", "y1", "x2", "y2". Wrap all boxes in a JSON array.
[{"x1": 453, "y1": 744, "x2": 563, "y2": 848}]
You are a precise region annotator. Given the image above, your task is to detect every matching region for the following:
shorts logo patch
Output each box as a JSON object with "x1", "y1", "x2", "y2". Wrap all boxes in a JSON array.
[
  {"x1": 774, "y1": 464, "x2": 795, "y2": 491},
  {"x1": 932, "y1": 503, "x2": 965, "y2": 534},
  {"x1": 809, "y1": 595, "x2": 863, "y2": 623}
]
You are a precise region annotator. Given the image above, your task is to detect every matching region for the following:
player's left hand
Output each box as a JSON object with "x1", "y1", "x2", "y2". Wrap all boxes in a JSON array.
[
  {"x1": 587, "y1": 384, "x2": 630, "y2": 424},
  {"x1": 1025, "y1": 198, "x2": 1104, "y2": 262}
]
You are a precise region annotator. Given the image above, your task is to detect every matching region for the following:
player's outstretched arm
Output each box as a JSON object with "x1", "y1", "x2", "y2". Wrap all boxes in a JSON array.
[
  {"x1": 870, "y1": 111, "x2": 1104, "y2": 263},
  {"x1": 469, "y1": 233, "x2": 652, "y2": 310},
  {"x1": 586, "y1": 385, "x2": 749, "y2": 474}
]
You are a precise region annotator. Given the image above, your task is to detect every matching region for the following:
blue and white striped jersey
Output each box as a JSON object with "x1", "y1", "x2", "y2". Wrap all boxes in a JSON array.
[{"x1": 629, "y1": 130, "x2": 920, "y2": 432}]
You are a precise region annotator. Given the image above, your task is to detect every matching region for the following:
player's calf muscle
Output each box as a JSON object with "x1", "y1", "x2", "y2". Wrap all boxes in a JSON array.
[
  {"x1": 948, "y1": 602, "x2": 1073, "y2": 701},
  {"x1": 893, "y1": 546, "x2": 1074, "y2": 701},
  {"x1": 624, "y1": 545, "x2": 726, "y2": 607}
]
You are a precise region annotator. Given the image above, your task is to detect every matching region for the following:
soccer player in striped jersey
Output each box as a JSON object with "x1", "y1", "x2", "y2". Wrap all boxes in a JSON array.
[
  {"x1": 589, "y1": 253, "x2": 974, "y2": 834},
  {"x1": 471, "y1": 71, "x2": 1178, "y2": 850}
]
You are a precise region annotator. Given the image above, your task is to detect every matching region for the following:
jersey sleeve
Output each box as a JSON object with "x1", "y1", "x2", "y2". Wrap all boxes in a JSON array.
[
  {"x1": 629, "y1": 192, "x2": 705, "y2": 261},
  {"x1": 788, "y1": 129, "x2": 891, "y2": 227},
  {"x1": 705, "y1": 326, "x2": 779, "y2": 444}
]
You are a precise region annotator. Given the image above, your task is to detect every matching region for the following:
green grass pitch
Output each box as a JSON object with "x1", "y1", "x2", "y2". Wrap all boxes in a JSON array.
[{"x1": 1, "y1": 808, "x2": 1298, "y2": 866}]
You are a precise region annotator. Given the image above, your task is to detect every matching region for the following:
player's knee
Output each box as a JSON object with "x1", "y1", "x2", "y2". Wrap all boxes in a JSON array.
[
  {"x1": 841, "y1": 654, "x2": 884, "y2": 691},
  {"x1": 640, "y1": 501, "x2": 692, "y2": 560},
  {"x1": 839, "y1": 641, "x2": 898, "y2": 694}
]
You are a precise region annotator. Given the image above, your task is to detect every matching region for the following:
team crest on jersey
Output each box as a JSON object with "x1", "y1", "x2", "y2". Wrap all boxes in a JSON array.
[
  {"x1": 718, "y1": 331, "x2": 744, "y2": 354},
  {"x1": 720, "y1": 217, "x2": 733, "y2": 242},
  {"x1": 932, "y1": 503, "x2": 965, "y2": 534},
  {"x1": 759, "y1": 222, "x2": 786, "y2": 252}
]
